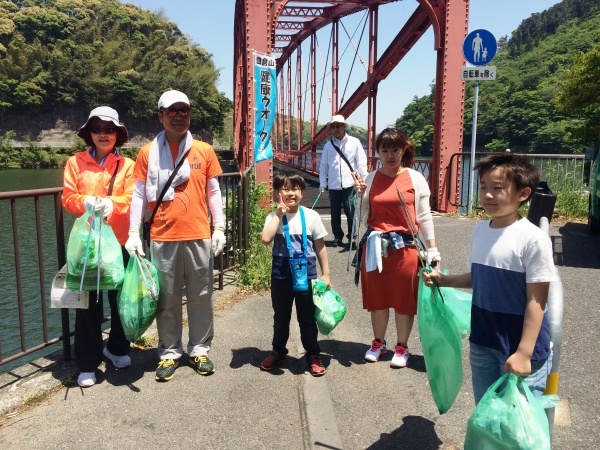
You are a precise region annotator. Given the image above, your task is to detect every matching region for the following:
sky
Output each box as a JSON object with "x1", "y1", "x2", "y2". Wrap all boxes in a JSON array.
[{"x1": 127, "y1": 0, "x2": 562, "y2": 132}]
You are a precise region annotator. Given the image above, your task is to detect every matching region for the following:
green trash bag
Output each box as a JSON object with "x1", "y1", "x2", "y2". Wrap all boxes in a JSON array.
[
  {"x1": 66, "y1": 208, "x2": 124, "y2": 291},
  {"x1": 312, "y1": 279, "x2": 347, "y2": 335},
  {"x1": 464, "y1": 373, "x2": 551, "y2": 450},
  {"x1": 117, "y1": 254, "x2": 160, "y2": 342},
  {"x1": 440, "y1": 284, "x2": 472, "y2": 339},
  {"x1": 417, "y1": 273, "x2": 463, "y2": 414}
]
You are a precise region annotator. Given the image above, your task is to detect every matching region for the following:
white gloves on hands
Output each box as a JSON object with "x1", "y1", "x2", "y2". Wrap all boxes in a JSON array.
[
  {"x1": 83, "y1": 196, "x2": 97, "y2": 210},
  {"x1": 320, "y1": 187, "x2": 326, "y2": 194},
  {"x1": 125, "y1": 231, "x2": 145, "y2": 257},
  {"x1": 94, "y1": 197, "x2": 114, "y2": 218},
  {"x1": 212, "y1": 229, "x2": 226, "y2": 256},
  {"x1": 427, "y1": 247, "x2": 441, "y2": 268}
]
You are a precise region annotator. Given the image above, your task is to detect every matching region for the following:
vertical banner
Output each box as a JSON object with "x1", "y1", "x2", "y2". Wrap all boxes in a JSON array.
[{"x1": 253, "y1": 52, "x2": 277, "y2": 163}]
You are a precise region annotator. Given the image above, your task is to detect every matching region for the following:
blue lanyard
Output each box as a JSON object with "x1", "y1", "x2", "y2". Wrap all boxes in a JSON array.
[{"x1": 282, "y1": 207, "x2": 307, "y2": 256}]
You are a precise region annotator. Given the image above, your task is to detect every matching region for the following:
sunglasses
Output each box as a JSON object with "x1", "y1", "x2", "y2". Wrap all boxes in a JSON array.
[
  {"x1": 161, "y1": 108, "x2": 190, "y2": 117},
  {"x1": 89, "y1": 126, "x2": 117, "y2": 135}
]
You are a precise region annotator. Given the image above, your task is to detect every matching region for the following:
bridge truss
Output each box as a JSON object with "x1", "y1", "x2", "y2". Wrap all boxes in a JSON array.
[{"x1": 233, "y1": 0, "x2": 469, "y2": 212}]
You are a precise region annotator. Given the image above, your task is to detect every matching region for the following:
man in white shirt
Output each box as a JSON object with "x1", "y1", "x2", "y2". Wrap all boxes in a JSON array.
[{"x1": 319, "y1": 115, "x2": 368, "y2": 247}]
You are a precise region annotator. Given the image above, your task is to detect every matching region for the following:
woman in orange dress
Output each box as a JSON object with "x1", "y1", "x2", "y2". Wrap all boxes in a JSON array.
[{"x1": 352, "y1": 128, "x2": 440, "y2": 368}]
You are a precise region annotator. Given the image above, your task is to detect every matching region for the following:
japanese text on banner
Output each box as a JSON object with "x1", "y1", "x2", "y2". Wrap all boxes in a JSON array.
[{"x1": 254, "y1": 52, "x2": 277, "y2": 163}]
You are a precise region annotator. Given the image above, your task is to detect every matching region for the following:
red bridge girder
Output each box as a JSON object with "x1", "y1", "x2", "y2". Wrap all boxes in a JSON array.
[{"x1": 233, "y1": 0, "x2": 468, "y2": 212}]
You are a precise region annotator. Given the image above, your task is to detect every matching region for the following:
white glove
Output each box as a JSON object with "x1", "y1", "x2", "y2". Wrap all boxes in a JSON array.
[
  {"x1": 125, "y1": 231, "x2": 145, "y2": 257},
  {"x1": 94, "y1": 197, "x2": 114, "y2": 219},
  {"x1": 427, "y1": 247, "x2": 441, "y2": 268},
  {"x1": 83, "y1": 196, "x2": 97, "y2": 211},
  {"x1": 212, "y1": 229, "x2": 226, "y2": 256},
  {"x1": 320, "y1": 187, "x2": 326, "y2": 194}
]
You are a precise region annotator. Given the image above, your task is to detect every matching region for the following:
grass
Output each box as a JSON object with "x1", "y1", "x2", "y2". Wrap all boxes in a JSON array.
[{"x1": 235, "y1": 174, "x2": 273, "y2": 291}]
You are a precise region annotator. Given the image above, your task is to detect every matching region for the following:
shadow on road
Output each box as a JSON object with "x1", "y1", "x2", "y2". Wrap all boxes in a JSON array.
[{"x1": 366, "y1": 415, "x2": 443, "y2": 449}]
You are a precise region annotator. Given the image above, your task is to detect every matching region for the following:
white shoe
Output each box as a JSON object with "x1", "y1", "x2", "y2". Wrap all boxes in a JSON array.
[
  {"x1": 77, "y1": 372, "x2": 96, "y2": 387},
  {"x1": 364, "y1": 339, "x2": 387, "y2": 362},
  {"x1": 390, "y1": 344, "x2": 410, "y2": 368},
  {"x1": 103, "y1": 347, "x2": 131, "y2": 369}
]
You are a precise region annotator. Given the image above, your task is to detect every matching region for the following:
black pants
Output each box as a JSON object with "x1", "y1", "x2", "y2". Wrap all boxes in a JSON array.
[
  {"x1": 270, "y1": 278, "x2": 320, "y2": 360},
  {"x1": 74, "y1": 248, "x2": 130, "y2": 372},
  {"x1": 329, "y1": 187, "x2": 356, "y2": 241}
]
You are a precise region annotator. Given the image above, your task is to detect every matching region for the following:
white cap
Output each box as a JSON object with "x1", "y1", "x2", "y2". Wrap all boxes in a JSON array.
[
  {"x1": 158, "y1": 90, "x2": 190, "y2": 110},
  {"x1": 329, "y1": 114, "x2": 346, "y2": 125}
]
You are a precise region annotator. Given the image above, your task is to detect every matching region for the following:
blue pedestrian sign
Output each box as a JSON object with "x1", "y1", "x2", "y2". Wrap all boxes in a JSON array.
[{"x1": 463, "y1": 29, "x2": 497, "y2": 66}]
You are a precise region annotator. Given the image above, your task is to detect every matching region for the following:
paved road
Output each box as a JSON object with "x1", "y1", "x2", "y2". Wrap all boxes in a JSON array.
[{"x1": 0, "y1": 170, "x2": 598, "y2": 449}]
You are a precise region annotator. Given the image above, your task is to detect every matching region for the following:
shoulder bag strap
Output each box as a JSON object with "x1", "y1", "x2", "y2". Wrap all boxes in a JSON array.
[
  {"x1": 107, "y1": 160, "x2": 120, "y2": 196},
  {"x1": 148, "y1": 148, "x2": 191, "y2": 224},
  {"x1": 282, "y1": 207, "x2": 307, "y2": 256},
  {"x1": 330, "y1": 138, "x2": 354, "y2": 172}
]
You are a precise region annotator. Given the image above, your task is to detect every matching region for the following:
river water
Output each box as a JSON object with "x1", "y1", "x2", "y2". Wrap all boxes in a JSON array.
[{"x1": 1, "y1": 169, "x2": 78, "y2": 374}]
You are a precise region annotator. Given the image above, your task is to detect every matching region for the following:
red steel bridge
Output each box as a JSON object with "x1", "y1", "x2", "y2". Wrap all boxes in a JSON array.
[{"x1": 233, "y1": 0, "x2": 470, "y2": 213}]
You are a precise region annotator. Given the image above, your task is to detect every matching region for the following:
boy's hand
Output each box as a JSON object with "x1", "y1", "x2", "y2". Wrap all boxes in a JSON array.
[
  {"x1": 275, "y1": 192, "x2": 289, "y2": 217},
  {"x1": 319, "y1": 274, "x2": 331, "y2": 289},
  {"x1": 422, "y1": 268, "x2": 441, "y2": 286},
  {"x1": 505, "y1": 351, "x2": 532, "y2": 376}
]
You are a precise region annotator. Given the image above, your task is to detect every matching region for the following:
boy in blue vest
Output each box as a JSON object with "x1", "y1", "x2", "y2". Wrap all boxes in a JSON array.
[
  {"x1": 424, "y1": 153, "x2": 556, "y2": 403},
  {"x1": 260, "y1": 171, "x2": 331, "y2": 376}
]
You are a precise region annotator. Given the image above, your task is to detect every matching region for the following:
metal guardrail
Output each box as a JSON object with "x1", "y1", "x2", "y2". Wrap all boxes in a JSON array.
[
  {"x1": 448, "y1": 152, "x2": 586, "y2": 209},
  {"x1": 0, "y1": 171, "x2": 250, "y2": 368}
]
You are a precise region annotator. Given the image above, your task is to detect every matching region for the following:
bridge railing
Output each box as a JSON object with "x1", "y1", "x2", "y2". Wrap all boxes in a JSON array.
[
  {"x1": 0, "y1": 171, "x2": 249, "y2": 370},
  {"x1": 274, "y1": 151, "x2": 432, "y2": 179},
  {"x1": 448, "y1": 152, "x2": 586, "y2": 210}
]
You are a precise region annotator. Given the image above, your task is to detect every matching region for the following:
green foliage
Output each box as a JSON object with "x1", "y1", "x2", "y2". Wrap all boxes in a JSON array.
[
  {"x1": 395, "y1": 92, "x2": 435, "y2": 156},
  {"x1": 396, "y1": 0, "x2": 600, "y2": 154},
  {"x1": 554, "y1": 36, "x2": 600, "y2": 145},
  {"x1": 236, "y1": 173, "x2": 272, "y2": 291},
  {"x1": 0, "y1": 132, "x2": 138, "y2": 169},
  {"x1": 0, "y1": 0, "x2": 232, "y2": 135}
]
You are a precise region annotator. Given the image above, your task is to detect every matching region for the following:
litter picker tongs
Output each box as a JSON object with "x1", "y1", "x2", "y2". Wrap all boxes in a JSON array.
[{"x1": 394, "y1": 183, "x2": 445, "y2": 303}]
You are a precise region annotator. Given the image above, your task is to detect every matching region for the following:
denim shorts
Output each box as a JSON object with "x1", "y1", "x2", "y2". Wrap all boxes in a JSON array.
[{"x1": 470, "y1": 342, "x2": 553, "y2": 405}]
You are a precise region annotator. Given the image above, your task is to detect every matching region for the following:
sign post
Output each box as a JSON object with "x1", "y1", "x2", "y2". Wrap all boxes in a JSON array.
[{"x1": 462, "y1": 29, "x2": 497, "y2": 215}]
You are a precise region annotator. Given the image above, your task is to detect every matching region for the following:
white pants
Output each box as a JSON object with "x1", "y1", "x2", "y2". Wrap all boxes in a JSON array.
[{"x1": 151, "y1": 239, "x2": 214, "y2": 359}]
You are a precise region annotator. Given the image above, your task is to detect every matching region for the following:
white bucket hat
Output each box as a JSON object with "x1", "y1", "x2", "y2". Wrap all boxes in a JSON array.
[
  {"x1": 77, "y1": 106, "x2": 128, "y2": 147},
  {"x1": 158, "y1": 90, "x2": 190, "y2": 110},
  {"x1": 329, "y1": 114, "x2": 346, "y2": 125}
]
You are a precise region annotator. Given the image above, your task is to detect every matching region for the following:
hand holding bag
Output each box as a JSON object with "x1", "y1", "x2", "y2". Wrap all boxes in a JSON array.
[{"x1": 312, "y1": 279, "x2": 347, "y2": 335}]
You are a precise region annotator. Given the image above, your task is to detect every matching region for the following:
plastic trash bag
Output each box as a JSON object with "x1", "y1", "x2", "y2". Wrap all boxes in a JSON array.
[
  {"x1": 440, "y1": 284, "x2": 472, "y2": 339},
  {"x1": 417, "y1": 273, "x2": 463, "y2": 414},
  {"x1": 50, "y1": 265, "x2": 89, "y2": 309},
  {"x1": 117, "y1": 255, "x2": 160, "y2": 342},
  {"x1": 312, "y1": 279, "x2": 347, "y2": 335},
  {"x1": 66, "y1": 208, "x2": 124, "y2": 291},
  {"x1": 464, "y1": 373, "x2": 551, "y2": 450}
]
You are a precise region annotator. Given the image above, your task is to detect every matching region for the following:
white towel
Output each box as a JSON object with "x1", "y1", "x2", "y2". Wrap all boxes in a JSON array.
[
  {"x1": 365, "y1": 231, "x2": 383, "y2": 273},
  {"x1": 146, "y1": 131, "x2": 192, "y2": 202}
]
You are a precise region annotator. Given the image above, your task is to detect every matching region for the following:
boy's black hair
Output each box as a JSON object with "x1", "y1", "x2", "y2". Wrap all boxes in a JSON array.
[
  {"x1": 273, "y1": 170, "x2": 306, "y2": 192},
  {"x1": 474, "y1": 153, "x2": 540, "y2": 205}
]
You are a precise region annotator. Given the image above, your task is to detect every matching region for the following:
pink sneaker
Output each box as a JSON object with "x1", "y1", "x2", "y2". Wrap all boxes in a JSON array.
[
  {"x1": 390, "y1": 344, "x2": 410, "y2": 368},
  {"x1": 364, "y1": 339, "x2": 387, "y2": 362}
]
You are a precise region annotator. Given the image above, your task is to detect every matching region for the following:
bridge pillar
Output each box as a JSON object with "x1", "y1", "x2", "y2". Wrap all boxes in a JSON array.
[{"x1": 430, "y1": 0, "x2": 468, "y2": 213}]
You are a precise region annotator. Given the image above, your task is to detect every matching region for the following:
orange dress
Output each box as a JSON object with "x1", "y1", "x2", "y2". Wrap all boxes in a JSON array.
[{"x1": 361, "y1": 170, "x2": 419, "y2": 314}]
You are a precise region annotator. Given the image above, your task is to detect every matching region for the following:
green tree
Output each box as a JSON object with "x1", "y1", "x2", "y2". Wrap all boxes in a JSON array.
[{"x1": 554, "y1": 38, "x2": 600, "y2": 146}]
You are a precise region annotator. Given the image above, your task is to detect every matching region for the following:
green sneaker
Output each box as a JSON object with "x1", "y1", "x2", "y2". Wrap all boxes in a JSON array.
[
  {"x1": 155, "y1": 358, "x2": 179, "y2": 381},
  {"x1": 190, "y1": 355, "x2": 215, "y2": 376}
]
